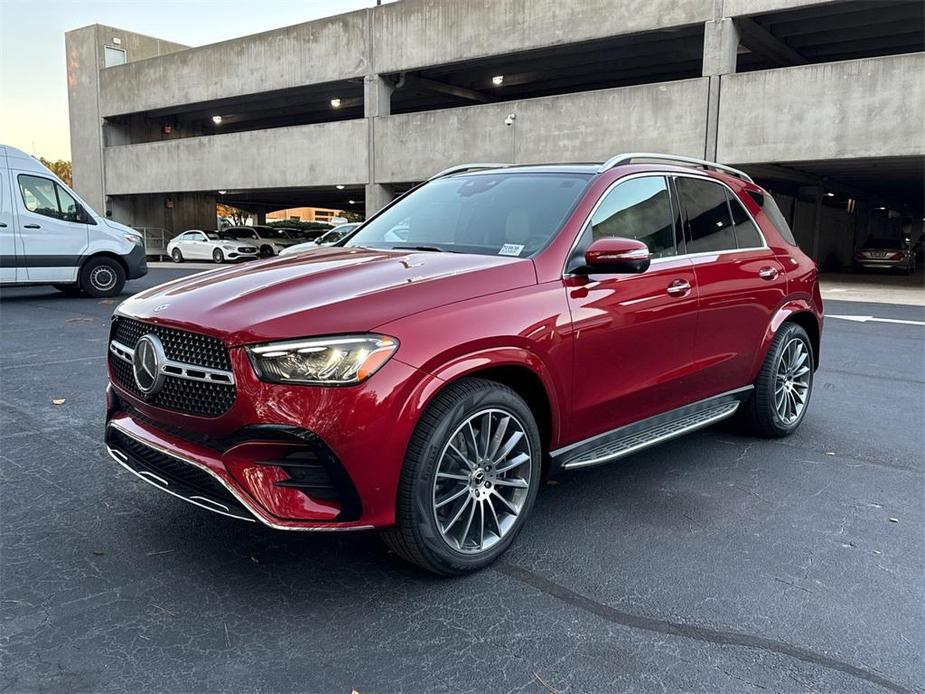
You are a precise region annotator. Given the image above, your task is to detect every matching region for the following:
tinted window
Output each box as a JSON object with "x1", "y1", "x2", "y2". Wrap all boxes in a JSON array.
[
  {"x1": 726, "y1": 190, "x2": 763, "y2": 248},
  {"x1": 677, "y1": 177, "x2": 737, "y2": 253},
  {"x1": 746, "y1": 190, "x2": 798, "y2": 246},
  {"x1": 590, "y1": 176, "x2": 677, "y2": 258},
  {"x1": 347, "y1": 173, "x2": 590, "y2": 257}
]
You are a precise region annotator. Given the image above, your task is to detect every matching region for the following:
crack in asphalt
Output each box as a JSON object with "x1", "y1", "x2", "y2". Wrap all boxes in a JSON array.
[{"x1": 495, "y1": 562, "x2": 911, "y2": 694}]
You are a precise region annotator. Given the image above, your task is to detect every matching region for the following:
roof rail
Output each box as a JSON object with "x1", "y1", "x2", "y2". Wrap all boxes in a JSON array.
[
  {"x1": 597, "y1": 152, "x2": 754, "y2": 183},
  {"x1": 428, "y1": 162, "x2": 508, "y2": 180}
]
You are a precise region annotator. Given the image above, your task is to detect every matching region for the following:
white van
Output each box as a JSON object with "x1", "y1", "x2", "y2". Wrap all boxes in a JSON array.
[{"x1": 0, "y1": 145, "x2": 147, "y2": 297}]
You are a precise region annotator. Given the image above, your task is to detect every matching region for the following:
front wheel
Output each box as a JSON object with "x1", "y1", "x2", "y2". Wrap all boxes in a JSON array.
[
  {"x1": 79, "y1": 257, "x2": 126, "y2": 298},
  {"x1": 740, "y1": 322, "x2": 814, "y2": 437},
  {"x1": 213, "y1": 248, "x2": 224, "y2": 264},
  {"x1": 382, "y1": 378, "x2": 542, "y2": 575},
  {"x1": 259, "y1": 245, "x2": 275, "y2": 258}
]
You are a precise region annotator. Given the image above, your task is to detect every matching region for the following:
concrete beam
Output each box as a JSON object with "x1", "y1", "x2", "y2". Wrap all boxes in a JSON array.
[
  {"x1": 734, "y1": 17, "x2": 808, "y2": 66},
  {"x1": 104, "y1": 120, "x2": 369, "y2": 194},
  {"x1": 717, "y1": 54, "x2": 925, "y2": 163}
]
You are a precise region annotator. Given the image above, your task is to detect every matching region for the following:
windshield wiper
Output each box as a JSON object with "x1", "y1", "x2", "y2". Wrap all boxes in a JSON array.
[{"x1": 392, "y1": 245, "x2": 448, "y2": 253}]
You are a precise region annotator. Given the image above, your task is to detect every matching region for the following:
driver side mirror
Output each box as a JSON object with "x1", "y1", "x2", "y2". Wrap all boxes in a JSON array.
[{"x1": 583, "y1": 237, "x2": 651, "y2": 274}]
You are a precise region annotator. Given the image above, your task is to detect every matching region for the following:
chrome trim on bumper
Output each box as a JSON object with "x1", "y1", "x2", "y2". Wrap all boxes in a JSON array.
[{"x1": 107, "y1": 420, "x2": 374, "y2": 532}]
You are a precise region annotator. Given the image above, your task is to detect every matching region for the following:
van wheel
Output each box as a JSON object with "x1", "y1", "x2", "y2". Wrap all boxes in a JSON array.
[
  {"x1": 213, "y1": 248, "x2": 225, "y2": 264},
  {"x1": 259, "y1": 245, "x2": 275, "y2": 258},
  {"x1": 382, "y1": 378, "x2": 542, "y2": 575},
  {"x1": 740, "y1": 322, "x2": 814, "y2": 437},
  {"x1": 53, "y1": 284, "x2": 83, "y2": 296},
  {"x1": 171, "y1": 248, "x2": 184, "y2": 263},
  {"x1": 79, "y1": 257, "x2": 126, "y2": 298}
]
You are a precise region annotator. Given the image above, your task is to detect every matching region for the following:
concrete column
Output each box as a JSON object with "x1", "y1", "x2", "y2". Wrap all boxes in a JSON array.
[
  {"x1": 365, "y1": 75, "x2": 394, "y2": 217},
  {"x1": 254, "y1": 209, "x2": 267, "y2": 225},
  {"x1": 702, "y1": 18, "x2": 740, "y2": 161},
  {"x1": 365, "y1": 183, "x2": 393, "y2": 215},
  {"x1": 65, "y1": 27, "x2": 107, "y2": 214}
]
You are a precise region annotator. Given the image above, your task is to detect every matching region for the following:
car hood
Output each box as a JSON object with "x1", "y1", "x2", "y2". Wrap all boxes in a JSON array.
[{"x1": 118, "y1": 247, "x2": 536, "y2": 346}]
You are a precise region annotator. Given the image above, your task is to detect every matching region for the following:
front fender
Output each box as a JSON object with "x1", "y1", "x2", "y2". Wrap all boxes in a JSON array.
[{"x1": 398, "y1": 345, "x2": 565, "y2": 450}]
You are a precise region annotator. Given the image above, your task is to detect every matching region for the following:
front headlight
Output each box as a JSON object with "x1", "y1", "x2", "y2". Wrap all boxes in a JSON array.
[
  {"x1": 247, "y1": 334, "x2": 399, "y2": 385},
  {"x1": 125, "y1": 233, "x2": 144, "y2": 246}
]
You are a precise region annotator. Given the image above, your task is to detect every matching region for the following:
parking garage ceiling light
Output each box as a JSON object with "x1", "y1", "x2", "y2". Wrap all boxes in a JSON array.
[
  {"x1": 218, "y1": 190, "x2": 227, "y2": 195},
  {"x1": 825, "y1": 192, "x2": 835, "y2": 197},
  {"x1": 349, "y1": 200, "x2": 355, "y2": 204},
  {"x1": 330, "y1": 98, "x2": 342, "y2": 108},
  {"x1": 212, "y1": 115, "x2": 223, "y2": 124},
  {"x1": 336, "y1": 185, "x2": 345, "y2": 190},
  {"x1": 491, "y1": 75, "x2": 504, "y2": 86}
]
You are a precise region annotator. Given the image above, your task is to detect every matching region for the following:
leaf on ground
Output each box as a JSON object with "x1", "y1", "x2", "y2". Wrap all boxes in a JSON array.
[
  {"x1": 65, "y1": 316, "x2": 95, "y2": 323},
  {"x1": 52, "y1": 398, "x2": 66, "y2": 405},
  {"x1": 546, "y1": 479, "x2": 559, "y2": 486},
  {"x1": 889, "y1": 517, "x2": 899, "y2": 523},
  {"x1": 99, "y1": 299, "x2": 114, "y2": 305}
]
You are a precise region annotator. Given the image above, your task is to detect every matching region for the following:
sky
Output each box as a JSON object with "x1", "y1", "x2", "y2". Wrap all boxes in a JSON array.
[{"x1": 0, "y1": 0, "x2": 391, "y2": 161}]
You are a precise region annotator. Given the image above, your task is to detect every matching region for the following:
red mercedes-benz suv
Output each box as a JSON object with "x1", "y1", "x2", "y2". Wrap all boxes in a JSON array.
[{"x1": 105, "y1": 154, "x2": 822, "y2": 574}]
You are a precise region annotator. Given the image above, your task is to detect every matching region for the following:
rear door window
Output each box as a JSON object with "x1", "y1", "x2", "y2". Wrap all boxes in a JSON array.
[
  {"x1": 676, "y1": 177, "x2": 737, "y2": 253},
  {"x1": 725, "y1": 190, "x2": 764, "y2": 249}
]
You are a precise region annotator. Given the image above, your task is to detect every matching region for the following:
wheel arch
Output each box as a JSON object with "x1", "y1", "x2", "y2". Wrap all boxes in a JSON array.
[
  {"x1": 81, "y1": 251, "x2": 128, "y2": 276},
  {"x1": 754, "y1": 302, "x2": 822, "y2": 379}
]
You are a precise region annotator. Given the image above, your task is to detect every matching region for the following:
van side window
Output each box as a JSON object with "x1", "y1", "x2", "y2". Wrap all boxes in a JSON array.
[
  {"x1": 17, "y1": 175, "x2": 84, "y2": 224},
  {"x1": 725, "y1": 190, "x2": 764, "y2": 249},
  {"x1": 676, "y1": 177, "x2": 737, "y2": 253},
  {"x1": 18, "y1": 175, "x2": 60, "y2": 219},
  {"x1": 590, "y1": 176, "x2": 677, "y2": 258}
]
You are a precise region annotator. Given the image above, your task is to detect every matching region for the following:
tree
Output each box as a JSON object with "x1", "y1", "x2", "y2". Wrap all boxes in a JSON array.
[
  {"x1": 216, "y1": 203, "x2": 249, "y2": 226},
  {"x1": 39, "y1": 158, "x2": 72, "y2": 187}
]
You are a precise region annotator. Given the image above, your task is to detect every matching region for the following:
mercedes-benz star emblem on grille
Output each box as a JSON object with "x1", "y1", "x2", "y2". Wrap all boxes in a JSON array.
[
  {"x1": 132, "y1": 334, "x2": 166, "y2": 396},
  {"x1": 153, "y1": 304, "x2": 169, "y2": 313}
]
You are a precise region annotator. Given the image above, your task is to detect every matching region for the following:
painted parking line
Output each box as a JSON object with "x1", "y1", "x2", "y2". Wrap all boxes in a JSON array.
[{"x1": 826, "y1": 314, "x2": 925, "y2": 327}]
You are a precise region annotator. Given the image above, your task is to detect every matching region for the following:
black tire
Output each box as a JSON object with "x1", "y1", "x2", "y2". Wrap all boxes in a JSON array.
[
  {"x1": 52, "y1": 284, "x2": 83, "y2": 296},
  {"x1": 739, "y1": 322, "x2": 814, "y2": 438},
  {"x1": 171, "y1": 248, "x2": 184, "y2": 263},
  {"x1": 259, "y1": 245, "x2": 275, "y2": 258},
  {"x1": 79, "y1": 256, "x2": 126, "y2": 298},
  {"x1": 382, "y1": 377, "x2": 542, "y2": 575},
  {"x1": 213, "y1": 248, "x2": 224, "y2": 264}
]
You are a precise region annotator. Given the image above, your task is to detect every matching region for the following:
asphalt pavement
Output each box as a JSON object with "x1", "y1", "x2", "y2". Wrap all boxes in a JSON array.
[{"x1": 1, "y1": 268, "x2": 922, "y2": 693}]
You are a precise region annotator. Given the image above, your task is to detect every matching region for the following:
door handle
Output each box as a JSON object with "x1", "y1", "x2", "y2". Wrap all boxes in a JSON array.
[
  {"x1": 758, "y1": 266, "x2": 779, "y2": 280},
  {"x1": 24, "y1": 224, "x2": 41, "y2": 229},
  {"x1": 0, "y1": 222, "x2": 7, "y2": 228},
  {"x1": 666, "y1": 279, "x2": 692, "y2": 297}
]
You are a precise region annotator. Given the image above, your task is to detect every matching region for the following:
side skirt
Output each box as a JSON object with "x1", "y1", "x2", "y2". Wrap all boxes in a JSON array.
[{"x1": 550, "y1": 386, "x2": 753, "y2": 471}]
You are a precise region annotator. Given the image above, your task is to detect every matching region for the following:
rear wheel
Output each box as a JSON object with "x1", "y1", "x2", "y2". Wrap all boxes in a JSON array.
[
  {"x1": 79, "y1": 256, "x2": 126, "y2": 298},
  {"x1": 212, "y1": 248, "x2": 224, "y2": 264},
  {"x1": 740, "y1": 322, "x2": 813, "y2": 437},
  {"x1": 382, "y1": 378, "x2": 542, "y2": 575},
  {"x1": 171, "y1": 248, "x2": 184, "y2": 263}
]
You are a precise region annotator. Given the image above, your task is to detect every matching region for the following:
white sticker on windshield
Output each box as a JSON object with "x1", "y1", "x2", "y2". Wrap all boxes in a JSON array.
[{"x1": 498, "y1": 244, "x2": 524, "y2": 257}]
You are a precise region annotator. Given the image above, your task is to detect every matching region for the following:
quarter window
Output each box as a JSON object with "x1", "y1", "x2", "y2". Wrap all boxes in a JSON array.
[
  {"x1": 676, "y1": 177, "x2": 737, "y2": 253},
  {"x1": 590, "y1": 176, "x2": 677, "y2": 258},
  {"x1": 746, "y1": 190, "x2": 798, "y2": 246}
]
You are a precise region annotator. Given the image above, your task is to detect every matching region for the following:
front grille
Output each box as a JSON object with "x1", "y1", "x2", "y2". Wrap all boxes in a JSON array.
[
  {"x1": 109, "y1": 428, "x2": 245, "y2": 512},
  {"x1": 238, "y1": 246, "x2": 256, "y2": 253},
  {"x1": 109, "y1": 317, "x2": 236, "y2": 417}
]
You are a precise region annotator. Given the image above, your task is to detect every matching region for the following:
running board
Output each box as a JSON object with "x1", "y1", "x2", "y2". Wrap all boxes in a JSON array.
[{"x1": 552, "y1": 388, "x2": 750, "y2": 471}]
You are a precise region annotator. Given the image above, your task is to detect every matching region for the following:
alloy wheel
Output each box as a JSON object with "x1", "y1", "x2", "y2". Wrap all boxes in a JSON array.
[
  {"x1": 774, "y1": 338, "x2": 811, "y2": 425},
  {"x1": 431, "y1": 408, "x2": 532, "y2": 554}
]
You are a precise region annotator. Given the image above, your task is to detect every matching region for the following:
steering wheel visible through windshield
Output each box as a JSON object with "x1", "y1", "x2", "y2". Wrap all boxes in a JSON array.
[{"x1": 346, "y1": 172, "x2": 591, "y2": 257}]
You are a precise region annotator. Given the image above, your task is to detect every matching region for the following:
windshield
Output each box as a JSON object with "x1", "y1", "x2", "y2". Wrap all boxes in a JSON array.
[
  {"x1": 863, "y1": 237, "x2": 903, "y2": 249},
  {"x1": 346, "y1": 173, "x2": 591, "y2": 257}
]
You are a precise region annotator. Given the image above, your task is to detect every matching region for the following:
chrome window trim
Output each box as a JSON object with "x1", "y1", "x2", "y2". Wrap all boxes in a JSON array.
[
  {"x1": 561, "y1": 171, "x2": 768, "y2": 277},
  {"x1": 108, "y1": 421, "x2": 374, "y2": 532}
]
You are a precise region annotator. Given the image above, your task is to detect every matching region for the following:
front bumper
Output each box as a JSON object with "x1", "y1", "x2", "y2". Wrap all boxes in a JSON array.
[
  {"x1": 124, "y1": 244, "x2": 148, "y2": 279},
  {"x1": 105, "y1": 353, "x2": 437, "y2": 531}
]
